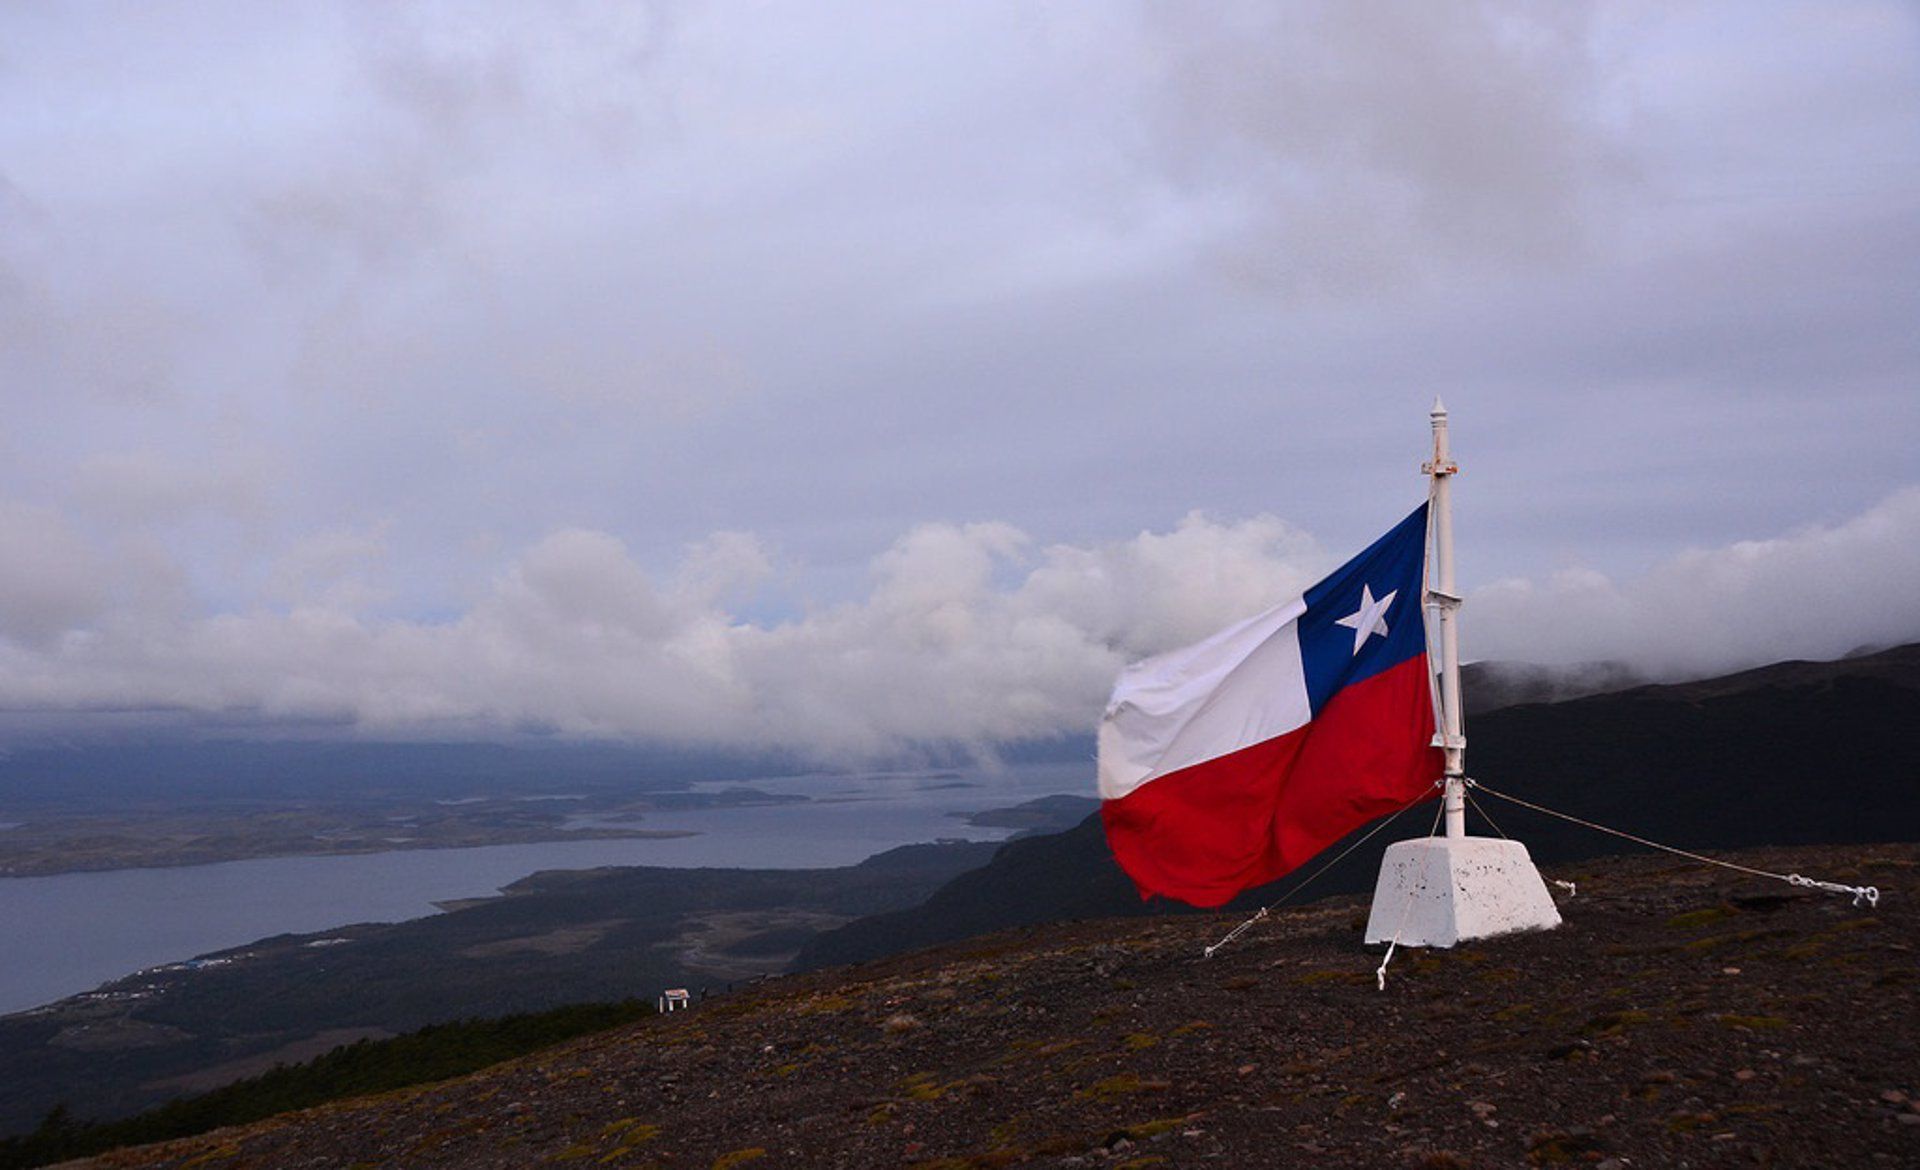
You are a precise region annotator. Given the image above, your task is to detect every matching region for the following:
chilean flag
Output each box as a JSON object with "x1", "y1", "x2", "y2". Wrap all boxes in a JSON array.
[{"x1": 1098, "y1": 505, "x2": 1442, "y2": 907}]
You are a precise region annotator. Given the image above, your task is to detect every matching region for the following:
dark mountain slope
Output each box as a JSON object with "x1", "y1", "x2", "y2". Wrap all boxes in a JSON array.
[{"x1": 800, "y1": 643, "x2": 1920, "y2": 970}]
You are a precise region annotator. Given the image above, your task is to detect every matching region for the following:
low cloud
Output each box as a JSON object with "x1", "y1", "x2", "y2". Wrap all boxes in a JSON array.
[
  {"x1": 0, "y1": 502, "x2": 108, "y2": 646},
  {"x1": 1468, "y1": 485, "x2": 1920, "y2": 676},
  {"x1": 1145, "y1": 0, "x2": 1628, "y2": 294},
  {"x1": 1, "y1": 490, "x2": 1916, "y2": 757}
]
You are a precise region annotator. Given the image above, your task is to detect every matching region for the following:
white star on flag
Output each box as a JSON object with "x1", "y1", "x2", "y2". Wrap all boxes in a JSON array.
[{"x1": 1335, "y1": 584, "x2": 1397, "y2": 656}]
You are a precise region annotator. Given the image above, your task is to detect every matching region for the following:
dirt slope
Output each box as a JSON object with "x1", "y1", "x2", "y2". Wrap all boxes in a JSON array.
[{"x1": 69, "y1": 843, "x2": 1918, "y2": 1169}]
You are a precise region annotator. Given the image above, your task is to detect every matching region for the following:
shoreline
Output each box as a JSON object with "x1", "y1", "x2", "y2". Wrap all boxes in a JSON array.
[
  {"x1": 0, "y1": 826, "x2": 707, "y2": 880},
  {"x1": 0, "y1": 790, "x2": 1090, "y2": 1019}
]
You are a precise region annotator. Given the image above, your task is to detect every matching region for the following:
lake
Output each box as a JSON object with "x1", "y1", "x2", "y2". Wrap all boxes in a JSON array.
[{"x1": 1, "y1": 762, "x2": 1089, "y2": 1016}]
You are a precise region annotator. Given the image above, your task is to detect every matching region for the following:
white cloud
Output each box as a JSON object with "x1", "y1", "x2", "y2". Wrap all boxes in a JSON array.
[
  {"x1": 0, "y1": 491, "x2": 1915, "y2": 755},
  {"x1": 264, "y1": 524, "x2": 394, "y2": 610},
  {"x1": 0, "y1": 502, "x2": 107, "y2": 646},
  {"x1": 0, "y1": 508, "x2": 1325, "y2": 753},
  {"x1": 0, "y1": 3, "x2": 1914, "y2": 757},
  {"x1": 1145, "y1": 0, "x2": 1630, "y2": 293},
  {"x1": 1468, "y1": 486, "x2": 1920, "y2": 675},
  {"x1": 70, "y1": 450, "x2": 267, "y2": 530}
]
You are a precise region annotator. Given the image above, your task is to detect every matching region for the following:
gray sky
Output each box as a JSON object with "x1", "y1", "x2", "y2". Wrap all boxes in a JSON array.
[{"x1": 1, "y1": 1, "x2": 1916, "y2": 755}]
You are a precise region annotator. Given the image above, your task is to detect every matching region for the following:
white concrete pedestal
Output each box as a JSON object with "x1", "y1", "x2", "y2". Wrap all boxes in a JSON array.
[{"x1": 1363, "y1": 836, "x2": 1562, "y2": 948}]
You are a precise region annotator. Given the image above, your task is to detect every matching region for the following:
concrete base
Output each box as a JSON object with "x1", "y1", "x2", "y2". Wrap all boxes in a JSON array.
[{"x1": 1363, "y1": 836, "x2": 1562, "y2": 948}]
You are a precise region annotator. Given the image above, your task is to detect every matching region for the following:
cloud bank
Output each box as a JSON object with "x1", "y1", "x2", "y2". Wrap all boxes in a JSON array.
[
  {"x1": 1468, "y1": 486, "x2": 1920, "y2": 675},
  {"x1": 0, "y1": 5, "x2": 1915, "y2": 757},
  {"x1": 1, "y1": 490, "x2": 1915, "y2": 756}
]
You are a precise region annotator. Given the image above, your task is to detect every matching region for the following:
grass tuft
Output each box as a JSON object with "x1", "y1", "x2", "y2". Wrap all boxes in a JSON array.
[
  {"x1": 1715, "y1": 1013, "x2": 1789, "y2": 1031},
  {"x1": 1666, "y1": 907, "x2": 1733, "y2": 929}
]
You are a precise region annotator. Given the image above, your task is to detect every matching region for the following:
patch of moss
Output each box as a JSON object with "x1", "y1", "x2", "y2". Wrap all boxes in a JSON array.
[
  {"x1": 1666, "y1": 907, "x2": 1733, "y2": 929},
  {"x1": 1123, "y1": 1116, "x2": 1194, "y2": 1140},
  {"x1": 797, "y1": 994, "x2": 853, "y2": 1015},
  {"x1": 947, "y1": 1074, "x2": 997, "y2": 1100},
  {"x1": 1583, "y1": 1009, "x2": 1654, "y2": 1035},
  {"x1": 1684, "y1": 928, "x2": 1793, "y2": 954},
  {"x1": 988, "y1": 1117, "x2": 1025, "y2": 1147},
  {"x1": 596, "y1": 1119, "x2": 661, "y2": 1148},
  {"x1": 1715, "y1": 1014, "x2": 1789, "y2": 1031},
  {"x1": 1078, "y1": 1074, "x2": 1170, "y2": 1101},
  {"x1": 1028, "y1": 1038, "x2": 1083, "y2": 1059}
]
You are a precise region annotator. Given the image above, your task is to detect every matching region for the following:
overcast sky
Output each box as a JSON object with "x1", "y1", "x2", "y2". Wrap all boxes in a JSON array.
[{"x1": 1, "y1": 2, "x2": 1916, "y2": 755}]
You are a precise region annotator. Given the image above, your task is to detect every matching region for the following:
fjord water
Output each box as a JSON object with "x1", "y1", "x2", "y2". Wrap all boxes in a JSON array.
[{"x1": 1, "y1": 763, "x2": 1087, "y2": 1016}]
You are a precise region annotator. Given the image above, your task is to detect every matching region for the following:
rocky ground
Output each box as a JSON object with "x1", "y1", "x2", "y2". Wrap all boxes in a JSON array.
[{"x1": 66, "y1": 842, "x2": 1918, "y2": 1169}]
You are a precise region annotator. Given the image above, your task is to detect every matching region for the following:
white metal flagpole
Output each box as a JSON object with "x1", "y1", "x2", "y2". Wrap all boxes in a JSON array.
[
  {"x1": 1363, "y1": 401, "x2": 1562, "y2": 952},
  {"x1": 1425, "y1": 398, "x2": 1467, "y2": 840}
]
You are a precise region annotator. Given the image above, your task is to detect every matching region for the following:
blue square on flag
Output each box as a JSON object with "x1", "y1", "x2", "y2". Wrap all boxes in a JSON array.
[{"x1": 1298, "y1": 505, "x2": 1431, "y2": 717}]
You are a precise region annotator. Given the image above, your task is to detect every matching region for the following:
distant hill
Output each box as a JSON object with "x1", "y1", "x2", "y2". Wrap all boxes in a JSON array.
[
  {"x1": 798, "y1": 642, "x2": 1920, "y2": 970},
  {"x1": 0, "y1": 739, "x2": 806, "y2": 809}
]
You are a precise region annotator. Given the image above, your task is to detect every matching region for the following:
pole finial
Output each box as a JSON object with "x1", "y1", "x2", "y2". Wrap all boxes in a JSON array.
[{"x1": 1431, "y1": 395, "x2": 1448, "y2": 419}]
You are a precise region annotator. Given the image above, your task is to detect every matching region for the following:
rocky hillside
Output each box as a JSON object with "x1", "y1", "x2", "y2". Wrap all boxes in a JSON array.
[{"x1": 69, "y1": 842, "x2": 1917, "y2": 1169}]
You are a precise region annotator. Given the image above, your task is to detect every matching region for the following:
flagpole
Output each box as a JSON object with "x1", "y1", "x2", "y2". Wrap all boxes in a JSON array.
[
  {"x1": 1425, "y1": 399, "x2": 1466, "y2": 840},
  {"x1": 1364, "y1": 403, "x2": 1561, "y2": 950}
]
